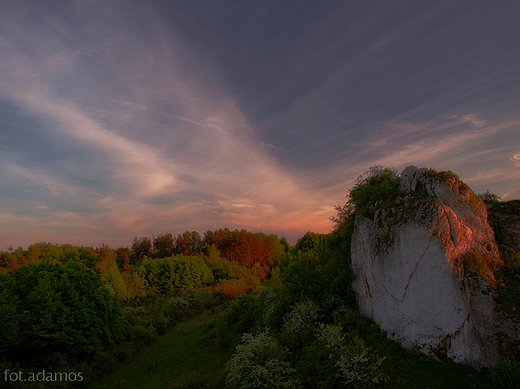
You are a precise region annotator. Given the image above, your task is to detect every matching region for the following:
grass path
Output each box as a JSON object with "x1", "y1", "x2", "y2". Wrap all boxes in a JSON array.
[
  {"x1": 90, "y1": 312, "x2": 231, "y2": 389},
  {"x1": 88, "y1": 305, "x2": 493, "y2": 389}
]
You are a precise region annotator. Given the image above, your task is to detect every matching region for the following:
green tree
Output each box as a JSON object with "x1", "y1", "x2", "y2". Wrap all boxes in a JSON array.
[
  {"x1": 95, "y1": 246, "x2": 127, "y2": 299},
  {"x1": 131, "y1": 254, "x2": 214, "y2": 295},
  {"x1": 279, "y1": 237, "x2": 291, "y2": 253},
  {"x1": 294, "y1": 232, "x2": 327, "y2": 252},
  {"x1": 0, "y1": 273, "x2": 18, "y2": 353},
  {"x1": 0, "y1": 261, "x2": 123, "y2": 364},
  {"x1": 204, "y1": 244, "x2": 235, "y2": 281},
  {"x1": 62, "y1": 245, "x2": 99, "y2": 268}
]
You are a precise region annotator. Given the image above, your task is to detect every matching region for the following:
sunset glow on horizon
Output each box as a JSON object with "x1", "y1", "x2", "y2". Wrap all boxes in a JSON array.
[{"x1": 1, "y1": 1, "x2": 519, "y2": 249}]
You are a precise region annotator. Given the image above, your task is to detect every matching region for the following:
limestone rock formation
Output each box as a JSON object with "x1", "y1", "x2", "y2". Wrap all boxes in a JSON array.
[{"x1": 351, "y1": 165, "x2": 503, "y2": 368}]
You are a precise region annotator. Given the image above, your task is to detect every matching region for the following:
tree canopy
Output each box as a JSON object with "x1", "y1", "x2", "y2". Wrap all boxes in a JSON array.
[{"x1": 0, "y1": 261, "x2": 123, "y2": 364}]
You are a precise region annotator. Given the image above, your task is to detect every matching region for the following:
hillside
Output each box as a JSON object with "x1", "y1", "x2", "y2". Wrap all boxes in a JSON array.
[{"x1": 1, "y1": 166, "x2": 519, "y2": 388}]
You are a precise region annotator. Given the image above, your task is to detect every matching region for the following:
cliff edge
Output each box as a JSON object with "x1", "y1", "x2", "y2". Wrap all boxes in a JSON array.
[{"x1": 351, "y1": 165, "x2": 503, "y2": 368}]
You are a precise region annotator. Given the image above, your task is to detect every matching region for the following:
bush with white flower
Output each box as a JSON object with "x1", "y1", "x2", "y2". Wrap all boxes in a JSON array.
[
  {"x1": 225, "y1": 331, "x2": 301, "y2": 389},
  {"x1": 316, "y1": 323, "x2": 388, "y2": 389},
  {"x1": 282, "y1": 300, "x2": 319, "y2": 333}
]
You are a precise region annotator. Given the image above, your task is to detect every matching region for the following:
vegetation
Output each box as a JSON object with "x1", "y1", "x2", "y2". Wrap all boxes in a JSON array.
[
  {"x1": 1, "y1": 167, "x2": 520, "y2": 387},
  {"x1": 0, "y1": 261, "x2": 123, "y2": 364},
  {"x1": 91, "y1": 313, "x2": 230, "y2": 389},
  {"x1": 495, "y1": 251, "x2": 520, "y2": 316},
  {"x1": 331, "y1": 165, "x2": 436, "y2": 254},
  {"x1": 484, "y1": 195, "x2": 520, "y2": 246},
  {"x1": 482, "y1": 193, "x2": 520, "y2": 321},
  {"x1": 332, "y1": 165, "x2": 402, "y2": 223},
  {"x1": 200, "y1": 215, "x2": 500, "y2": 388},
  {"x1": 225, "y1": 331, "x2": 301, "y2": 389},
  {"x1": 0, "y1": 229, "x2": 286, "y2": 387}
]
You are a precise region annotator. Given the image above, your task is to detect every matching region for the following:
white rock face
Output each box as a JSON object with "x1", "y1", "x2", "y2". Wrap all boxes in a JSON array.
[{"x1": 351, "y1": 166, "x2": 501, "y2": 368}]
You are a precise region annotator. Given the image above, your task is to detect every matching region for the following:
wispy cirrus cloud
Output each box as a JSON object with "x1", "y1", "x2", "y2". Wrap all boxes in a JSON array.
[
  {"x1": 0, "y1": 1, "x2": 334, "y2": 248},
  {"x1": 299, "y1": 110, "x2": 519, "y2": 214},
  {"x1": 5, "y1": 89, "x2": 178, "y2": 198},
  {"x1": 1, "y1": 0, "x2": 520, "y2": 249}
]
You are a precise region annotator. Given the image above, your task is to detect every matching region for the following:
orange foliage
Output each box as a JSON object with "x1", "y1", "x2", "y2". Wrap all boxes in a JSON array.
[
  {"x1": 204, "y1": 229, "x2": 282, "y2": 268},
  {"x1": 210, "y1": 279, "x2": 250, "y2": 299}
]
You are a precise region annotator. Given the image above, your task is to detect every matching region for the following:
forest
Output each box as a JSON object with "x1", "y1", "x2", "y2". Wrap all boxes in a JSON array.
[
  {"x1": 0, "y1": 228, "x2": 296, "y2": 387},
  {"x1": 1, "y1": 169, "x2": 520, "y2": 388}
]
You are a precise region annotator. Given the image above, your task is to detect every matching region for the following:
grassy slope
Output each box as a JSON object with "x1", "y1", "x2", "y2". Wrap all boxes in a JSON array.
[
  {"x1": 90, "y1": 312, "x2": 231, "y2": 389},
  {"x1": 383, "y1": 347, "x2": 489, "y2": 388},
  {"x1": 89, "y1": 309, "x2": 492, "y2": 389}
]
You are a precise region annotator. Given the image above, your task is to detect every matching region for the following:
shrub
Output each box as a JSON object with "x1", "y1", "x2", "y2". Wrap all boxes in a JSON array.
[
  {"x1": 126, "y1": 324, "x2": 158, "y2": 347},
  {"x1": 225, "y1": 331, "x2": 301, "y2": 389},
  {"x1": 488, "y1": 358, "x2": 520, "y2": 389},
  {"x1": 214, "y1": 293, "x2": 259, "y2": 350},
  {"x1": 282, "y1": 300, "x2": 320, "y2": 333},
  {"x1": 255, "y1": 287, "x2": 284, "y2": 328},
  {"x1": 316, "y1": 323, "x2": 346, "y2": 353},
  {"x1": 316, "y1": 324, "x2": 388, "y2": 389},
  {"x1": 496, "y1": 251, "x2": 520, "y2": 315},
  {"x1": 335, "y1": 340, "x2": 387, "y2": 389},
  {"x1": 345, "y1": 165, "x2": 401, "y2": 219}
]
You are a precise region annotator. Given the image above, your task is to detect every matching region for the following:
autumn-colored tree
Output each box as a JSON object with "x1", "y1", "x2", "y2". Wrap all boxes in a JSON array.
[
  {"x1": 153, "y1": 233, "x2": 174, "y2": 258},
  {"x1": 131, "y1": 236, "x2": 152, "y2": 264},
  {"x1": 116, "y1": 247, "x2": 132, "y2": 273},
  {"x1": 0, "y1": 252, "x2": 17, "y2": 271},
  {"x1": 203, "y1": 229, "x2": 284, "y2": 268},
  {"x1": 175, "y1": 231, "x2": 204, "y2": 256}
]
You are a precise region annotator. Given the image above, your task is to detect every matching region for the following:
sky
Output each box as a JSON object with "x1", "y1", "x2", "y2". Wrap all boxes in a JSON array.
[{"x1": 1, "y1": 0, "x2": 519, "y2": 249}]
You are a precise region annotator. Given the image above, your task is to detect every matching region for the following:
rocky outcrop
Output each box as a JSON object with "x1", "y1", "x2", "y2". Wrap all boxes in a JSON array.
[{"x1": 351, "y1": 165, "x2": 503, "y2": 368}]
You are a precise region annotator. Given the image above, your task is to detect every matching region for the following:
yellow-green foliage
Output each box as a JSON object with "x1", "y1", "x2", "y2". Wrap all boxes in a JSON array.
[
  {"x1": 123, "y1": 272, "x2": 147, "y2": 298},
  {"x1": 96, "y1": 248, "x2": 128, "y2": 299},
  {"x1": 131, "y1": 254, "x2": 214, "y2": 295},
  {"x1": 26, "y1": 243, "x2": 65, "y2": 264},
  {"x1": 204, "y1": 244, "x2": 236, "y2": 281}
]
